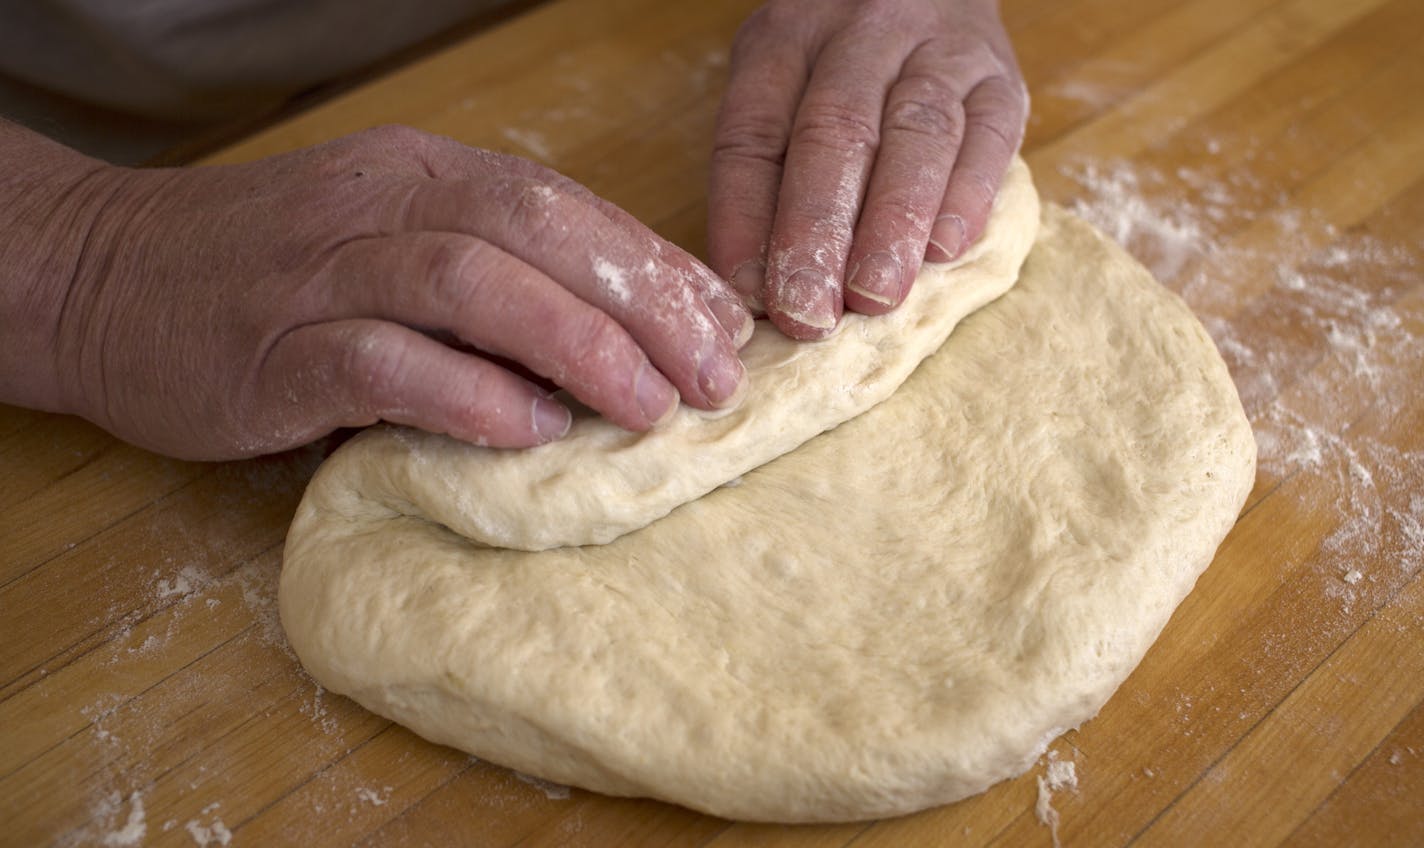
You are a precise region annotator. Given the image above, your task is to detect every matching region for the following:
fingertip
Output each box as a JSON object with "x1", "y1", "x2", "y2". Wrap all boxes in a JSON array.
[
  {"x1": 704, "y1": 287, "x2": 757, "y2": 349},
  {"x1": 768, "y1": 310, "x2": 838, "y2": 341},
  {"x1": 844, "y1": 289, "x2": 896, "y2": 317},
  {"x1": 532, "y1": 395, "x2": 572, "y2": 443},
  {"x1": 730, "y1": 259, "x2": 767, "y2": 313},
  {"x1": 925, "y1": 214, "x2": 966, "y2": 263},
  {"x1": 845, "y1": 251, "x2": 903, "y2": 315},
  {"x1": 715, "y1": 365, "x2": 750, "y2": 410},
  {"x1": 767, "y1": 268, "x2": 841, "y2": 340},
  {"x1": 729, "y1": 309, "x2": 755, "y2": 348},
  {"x1": 697, "y1": 348, "x2": 749, "y2": 410},
  {"x1": 635, "y1": 362, "x2": 680, "y2": 426}
]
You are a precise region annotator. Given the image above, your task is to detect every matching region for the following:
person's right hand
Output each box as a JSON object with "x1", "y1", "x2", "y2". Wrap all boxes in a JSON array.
[
  {"x1": 24, "y1": 125, "x2": 752, "y2": 460},
  {"x1": 707, "y1": 0, "x2": 1026, "y2": 339}
]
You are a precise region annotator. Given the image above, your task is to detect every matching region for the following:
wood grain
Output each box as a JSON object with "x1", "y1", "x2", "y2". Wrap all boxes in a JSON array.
[{"x1": 3, "y1": 0, "x2": 1421, "y2": 844}]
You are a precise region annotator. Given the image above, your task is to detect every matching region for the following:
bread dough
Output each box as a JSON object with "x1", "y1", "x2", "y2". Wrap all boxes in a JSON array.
[
  {"x1": 312, "y1": 159, "x2": 1040, "y2": 552},
  {"x1": 280, "y1": 165, "x2": 1255, "y2": 822}
]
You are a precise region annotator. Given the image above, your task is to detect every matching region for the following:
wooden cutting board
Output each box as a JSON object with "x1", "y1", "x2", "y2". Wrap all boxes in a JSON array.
[{"x1": 3, "y1": 0, "x2": 1422, "y2": 844}]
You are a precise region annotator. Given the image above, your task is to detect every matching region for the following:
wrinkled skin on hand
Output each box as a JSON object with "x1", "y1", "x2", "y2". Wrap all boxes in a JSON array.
[
  {"x1": 709, "y1": 0, "x2": 1027, "y2": 338},
  {"x1": 51, "y1": 126, "x2": 752, "y2": 460}
]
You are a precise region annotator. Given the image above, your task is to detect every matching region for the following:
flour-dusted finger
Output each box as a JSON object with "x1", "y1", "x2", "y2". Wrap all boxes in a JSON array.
[
  {"x1": 928, "y1": 75, "x2": 1027, "y2": 262},
  {"x1": 415, "y1": 138, "x2": 755, "y2": 347},
  {"x1": 543, "y1": 181, "x2": 756, "y2": 349},
  {"x1": 387, "y1": 178, "x2": 746, "y2": 411},
  {"x1": 707, "y1": 4, "x2": 817, "y2": 312},
  {"x1": 843, "y1": 41, "x2": 967, "y2": 315},
  {"x1": 761, "y1": 24, "x2": 910, "y2": 339},
  {"x1": 316, "y1": 232, "x2": 680, "y2": 431}
]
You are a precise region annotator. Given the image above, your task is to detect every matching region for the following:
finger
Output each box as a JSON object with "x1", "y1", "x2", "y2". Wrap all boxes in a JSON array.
[
  {"x1": 390, "y1": 177, "x2": 747, "y2": 410},
  {"x1": 844, "y1": 46, "x2": 966, "y2": 316},
  {"x1": 535, "y1": 169, "x2": 755, "y2": 348},
  {"x1": 264, "y1": 319, "x2": 571, "y2": 449},
  {"x1": 926, "y1": 75, "x2": 1026, "y2": 262},
  {"x1": 559, "y1": 192, "x2": 755, "y2": 349},
  {"x1": 418, "y1": 138, "x2": 754, "y2": 347},
  {"x1": 707, "y1": 10, "x2": 815, "y2": 312},
  {"x1": 763, "y1": 29, "x2": 905, "y2": 339},
  {"x1": 319, "y1": 232, "x2": 681, "y2": 431}
]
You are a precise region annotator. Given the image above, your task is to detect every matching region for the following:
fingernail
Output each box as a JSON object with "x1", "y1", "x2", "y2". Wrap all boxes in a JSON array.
[
  {"x1": 698, "y1": 348, "x2": 748, "y2": 409},
  {"x1": 730, "y1": 310, "x2": 754, "y2": 348},
  {"x1": 731, "y1": 259, "x2": 766, "y2": 313},
  {"x1": 927, "y1": 214, "x2": 965, "y2": 262},
  {"x1": 708, "y1": 295, "x2": 756, "y2": 349},
  {"x1": 776, "y1": 269, "x2": 839, "y2": 334},
  {"x1": 846, "y1": 251, "x2": 902, "y2": 306},
  {"x1": 635, "y1": 363, "x2": 679, "y2": 425},
  {"x1": 533, "y1": 396, "x2": 571, "y2": 442}
]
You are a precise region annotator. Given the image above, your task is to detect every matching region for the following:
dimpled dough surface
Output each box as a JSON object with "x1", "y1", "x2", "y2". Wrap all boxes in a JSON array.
[{"x1": 280, "y1": 167, "x2": 1256, "y2": 822}]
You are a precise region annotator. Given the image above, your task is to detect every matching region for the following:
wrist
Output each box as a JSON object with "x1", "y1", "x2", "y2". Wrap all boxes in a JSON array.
[{"x1": 0, "y1": 120, "x2": 127, "y2": 415}]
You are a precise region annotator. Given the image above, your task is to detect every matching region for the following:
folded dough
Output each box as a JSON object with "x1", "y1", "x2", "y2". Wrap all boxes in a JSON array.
[
  {"x1": 280, "y1": 163, "x2": 1255, "y2": 822},
  {"x1": 304, "y1": 158, "x2": 1040, "y2": 552}
]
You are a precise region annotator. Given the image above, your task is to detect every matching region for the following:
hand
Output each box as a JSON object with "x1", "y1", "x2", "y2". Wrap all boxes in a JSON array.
[
  {"x1": 708, "y1": 0, "x2": 1027, "y2": 339},
  {"x1": 15, "y1": 125, "x2": 752, "y2": 460}
]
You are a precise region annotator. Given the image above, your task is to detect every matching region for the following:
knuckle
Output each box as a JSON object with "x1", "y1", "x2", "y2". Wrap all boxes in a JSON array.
[
  {"x1": 966, "y1": 80, "x2": 1028, "y2": 149},
  {"x1": 968, "y1": 111, "x2": 1022, "y2": 153},
  {"x1": 341, "y1": 326, "x2": 408, "y2": 410},
  {"x1": 791, "y1": 100, "x2": 880, "y2": 153},
  {"x1": 315, "y1": 124, "x2": 437, "y2": 180},
  {"x1": 423, "y1": 239, "x2": 488, "y2": 313},
  {"x1": 560, "y1": 311, "x2": 630, "y2": 382},
  {"x1": 883, "y1": 84, "x2": 964, "y2": 141},
  {"x1": 713, "y1": 116, "x2": 790, "y2": 167},
  {"x1": 971, "y1": 84, "x2": 1021, "y2": 116},
  {"x1": 552, "y1": 313, "x2": 637, "y2": 398},
  {"x1": 452, "y1": 371, "x2": 494, "y2": 424},
  {"x1": 869, "y1": 192, "x2": 934, "y2": 232},
  {"x1": 497, "y1": 177, "x2": 573, "y2": 247}
]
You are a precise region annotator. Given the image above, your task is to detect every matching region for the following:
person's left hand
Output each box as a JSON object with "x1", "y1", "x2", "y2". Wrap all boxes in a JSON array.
[{"x1": 708, "y1": 0, "x2": 1027, "y2": 339}]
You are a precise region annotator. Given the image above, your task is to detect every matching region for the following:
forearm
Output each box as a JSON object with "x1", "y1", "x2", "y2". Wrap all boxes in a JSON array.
[{"x1": 0, "y1": 118, "x2": 117, "y2": 413}]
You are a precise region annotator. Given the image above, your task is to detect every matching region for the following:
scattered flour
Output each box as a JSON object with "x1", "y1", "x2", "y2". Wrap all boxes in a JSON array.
[
  {"x1": 1046, "y1": 758, "x2": 1078, "y2": 791},
  {"x1": 62, "y1": 555, "x2": 300, "y2": 844},
  {"x1": 91, "y1": 791, "x2": 146, "y2": 847},
  {"x1": 299, "y1": 682, "x2": 340, "y2": 736},
  {"x1": 235, "y1": 556, "x2": 291, "y2": 655},
  {"x1": 1067, "y1": 161, "x2": 1208, "y2": 282},
  {"x1": 1063, "y1": 155, "x2": 1423, "y2": 603},
  {"x1": 593, "y1": 256, "x2": 633, "y2": 304},
  {"x1": 154, "y1": 563, "x2": 217, "y2": 601},
  {"x1": 1034, "y1": 750, "x2": 1079, "y2": 848},
  {"x1": 355, "y1": 786, "x2": 392, "y2": 807},
  {"x1": 185, "y1": 815, "x2": 232, "y2": 847},
  {"x1": 515, "y1": 771, "x2": 572, "y2": 801}
]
